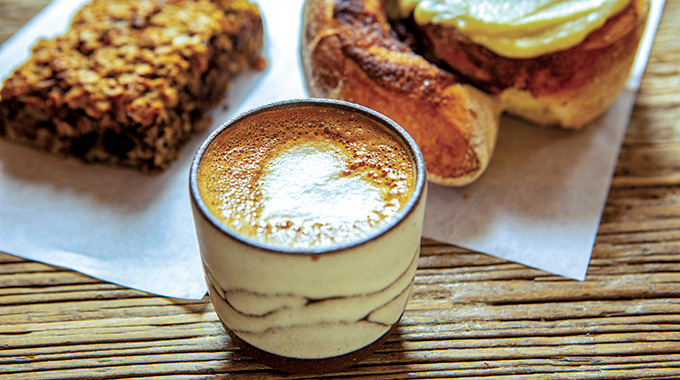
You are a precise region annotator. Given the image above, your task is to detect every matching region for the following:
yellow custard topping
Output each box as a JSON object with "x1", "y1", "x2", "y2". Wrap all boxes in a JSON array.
[{"x1": 396, "y1": 0, "x2": 632, "y2": 58}]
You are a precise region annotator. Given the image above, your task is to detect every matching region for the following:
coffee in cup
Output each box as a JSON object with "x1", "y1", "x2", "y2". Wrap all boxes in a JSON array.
[{"x1": 190, "y1": 99, "x2": 427, "y2": 374}]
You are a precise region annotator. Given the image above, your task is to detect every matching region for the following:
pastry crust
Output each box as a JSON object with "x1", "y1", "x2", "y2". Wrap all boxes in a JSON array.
[{"x1": 301, "y1": 0, "x2": 501, "y2": 186}]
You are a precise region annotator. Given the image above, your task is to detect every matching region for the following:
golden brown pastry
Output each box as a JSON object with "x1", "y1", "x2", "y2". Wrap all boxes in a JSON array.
[{"x1": 300, "y1": 0, "x2": 648, "y2": 186}]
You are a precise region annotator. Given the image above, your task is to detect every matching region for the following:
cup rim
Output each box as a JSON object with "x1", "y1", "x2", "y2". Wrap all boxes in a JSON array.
[{"x1": 189, "y1": 98, "x2": 427, "y2": 255}]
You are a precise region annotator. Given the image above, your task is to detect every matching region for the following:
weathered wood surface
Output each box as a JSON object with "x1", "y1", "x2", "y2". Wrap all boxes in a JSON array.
[{"x1": 1, "y1": 0, "x2": 679, "y2": 378}]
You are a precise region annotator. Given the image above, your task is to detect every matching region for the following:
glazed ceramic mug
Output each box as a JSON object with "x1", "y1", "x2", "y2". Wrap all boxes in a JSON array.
[{"x1": 189, "y1": 99, "x2": 427, "y2": 374}]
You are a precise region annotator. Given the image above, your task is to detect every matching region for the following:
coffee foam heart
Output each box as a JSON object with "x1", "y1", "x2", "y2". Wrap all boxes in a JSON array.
[{"x1": 197, "y1": 106, "x2": 415, "y2": 249}]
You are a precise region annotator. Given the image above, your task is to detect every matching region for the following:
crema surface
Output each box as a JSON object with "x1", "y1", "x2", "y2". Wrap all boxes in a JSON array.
[{"x1": 197, "y1": 106, "x2": 415, "y2": 249}]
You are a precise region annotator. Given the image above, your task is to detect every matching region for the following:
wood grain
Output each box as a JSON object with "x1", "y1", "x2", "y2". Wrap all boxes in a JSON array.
[
  {"x1": 0, "y1": 0, "x2": 51, "y2": 44},
  {"x1": 1, "y1": 0, "x2": 679, "y2": 379}
]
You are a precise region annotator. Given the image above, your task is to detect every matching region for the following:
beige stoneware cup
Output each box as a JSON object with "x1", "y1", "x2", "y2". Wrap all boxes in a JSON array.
[{"x1": 189, "y1": 99, "x2": 427, "y2": 374}]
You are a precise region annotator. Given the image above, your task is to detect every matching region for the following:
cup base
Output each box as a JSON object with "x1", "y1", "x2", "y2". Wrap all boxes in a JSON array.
[{"x1": 222, "y1": 320, "x2": 400, "y2": 374}]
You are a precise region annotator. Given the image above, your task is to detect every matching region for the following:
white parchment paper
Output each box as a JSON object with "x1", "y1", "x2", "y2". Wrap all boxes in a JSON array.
[
  {"x1": 0, "y1": 0, "x2": 305, "y2": 299},
  {"x1": 0, "y1": 0, "x2": 665, "y2": 298}
]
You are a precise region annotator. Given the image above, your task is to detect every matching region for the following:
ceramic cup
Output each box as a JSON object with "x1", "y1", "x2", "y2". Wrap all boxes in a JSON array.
[{"x1": 189, "y1": 99, "x2": 427, "y2": 374}]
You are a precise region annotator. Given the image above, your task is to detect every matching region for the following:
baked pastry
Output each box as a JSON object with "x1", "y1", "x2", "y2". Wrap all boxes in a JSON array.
[
  {"x1": 301, "y1": 0, "x2": 501, "y2": 186},
  {"x1": 0, "y1": 0, "x2": 264, "y2": 172},
  {"x1": 300, "y1": 0, "x2": 649, "y2": 185}
]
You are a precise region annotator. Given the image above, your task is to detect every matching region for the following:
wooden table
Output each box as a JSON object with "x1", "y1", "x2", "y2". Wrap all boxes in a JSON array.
[{"x1": 1, "y1": 1, "x2": 679, "y2": 378}]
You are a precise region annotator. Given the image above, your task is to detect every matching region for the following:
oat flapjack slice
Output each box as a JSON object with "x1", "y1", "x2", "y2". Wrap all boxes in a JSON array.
[{"x1": 0, "y1": 0, "x2": 264, "y2": 171}]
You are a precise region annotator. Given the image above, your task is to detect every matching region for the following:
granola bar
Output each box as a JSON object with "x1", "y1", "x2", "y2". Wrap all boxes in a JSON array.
[{"x1": 0, "y1": 0, "x2": 264, "y2": 171}]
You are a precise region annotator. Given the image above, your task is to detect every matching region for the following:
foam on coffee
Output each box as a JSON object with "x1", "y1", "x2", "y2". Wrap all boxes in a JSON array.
[{"x1": 197, "y1": 106, "x2": 415, "y2": 249}]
